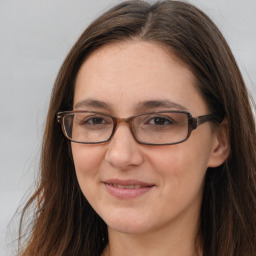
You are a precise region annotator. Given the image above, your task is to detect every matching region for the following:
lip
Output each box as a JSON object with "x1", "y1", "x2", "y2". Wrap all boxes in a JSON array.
[{"x1": 103, "y1": 179, "x2": 155, "y2": 199}]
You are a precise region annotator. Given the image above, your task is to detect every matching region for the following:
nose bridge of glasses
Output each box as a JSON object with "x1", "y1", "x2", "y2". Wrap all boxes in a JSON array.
[
  {"x1": 112, "y1": 116, "x2": 136, "y2": 138},
  {"x1": 115, "y1": 116, "x2": 133, "y2": 125}
]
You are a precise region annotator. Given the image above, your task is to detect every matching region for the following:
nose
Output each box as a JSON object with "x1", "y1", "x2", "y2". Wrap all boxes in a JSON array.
[{"x1": 104, "y1": 124, "x2": 144, "y2": 169}]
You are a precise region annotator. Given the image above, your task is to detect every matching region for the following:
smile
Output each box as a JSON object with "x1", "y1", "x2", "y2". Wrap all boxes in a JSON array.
[
  {"x1": 103, "y1": 179, "x2": 155, "y2": 199},
  {"x1": 110, "y1": 184, "x2": 146, "y2": 189}
]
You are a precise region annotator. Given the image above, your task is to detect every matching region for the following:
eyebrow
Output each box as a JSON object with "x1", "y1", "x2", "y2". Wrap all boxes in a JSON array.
[
  {"x1": 74, "y1": 99, "x2": 113, "y2": 111},
  {"x1": 74, "y1": 98, "x2": 188, "y2": 112},
  {"x1": 136, "y1": 100, "x2": 188, "y2": 112}
]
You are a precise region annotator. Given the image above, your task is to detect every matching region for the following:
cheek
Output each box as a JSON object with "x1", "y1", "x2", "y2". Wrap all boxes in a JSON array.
[
  {"x1": 146, "y1": 138, "x2": 212, "y2": 194},
  {"x1": 71, "y1": 143, "x2": 105, "y2": 190}
]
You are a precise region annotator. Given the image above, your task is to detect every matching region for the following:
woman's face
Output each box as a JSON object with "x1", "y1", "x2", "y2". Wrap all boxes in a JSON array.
[{"x1": 72, "y1": 41, "x2": 222, "y2": 235}]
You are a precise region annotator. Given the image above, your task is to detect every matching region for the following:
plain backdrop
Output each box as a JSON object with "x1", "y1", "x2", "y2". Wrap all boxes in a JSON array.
[{"x1": 0, "y1": 0, "x2": 255, "y2": 255}]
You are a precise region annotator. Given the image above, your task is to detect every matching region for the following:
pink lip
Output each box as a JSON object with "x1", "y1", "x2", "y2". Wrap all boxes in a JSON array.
[{"x1": 103, "y1": 179, "x2": 155, "y2": 199}]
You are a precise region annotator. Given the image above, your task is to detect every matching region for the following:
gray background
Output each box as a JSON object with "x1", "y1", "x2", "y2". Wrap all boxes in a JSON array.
[{"x1": 0, "y1": 0, "x2": 255, "y2": 255}]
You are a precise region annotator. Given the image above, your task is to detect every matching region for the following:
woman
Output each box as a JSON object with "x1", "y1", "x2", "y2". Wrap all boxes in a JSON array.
[{"x1": 18, "y1": 1, "x2": 256, "y2": 255}]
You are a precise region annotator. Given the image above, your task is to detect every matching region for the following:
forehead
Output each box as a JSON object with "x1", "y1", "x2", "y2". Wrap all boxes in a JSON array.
[{"x1": 73, "y1": 40, "x2": 207, "y2": 116}]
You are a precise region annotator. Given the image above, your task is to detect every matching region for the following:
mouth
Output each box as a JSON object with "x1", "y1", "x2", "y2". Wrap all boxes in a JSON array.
[
  {"x1": 110, "y1": 184, "x2": 148, "y2": 189},
  {"x1": 103, "y1": 179, "x2": 155, "y2": 199}
]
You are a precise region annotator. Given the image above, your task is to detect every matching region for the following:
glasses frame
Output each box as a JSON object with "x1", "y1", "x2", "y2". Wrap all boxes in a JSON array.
[{"x1": 57, "y1": 110, "x2": 223, "y2": 146}]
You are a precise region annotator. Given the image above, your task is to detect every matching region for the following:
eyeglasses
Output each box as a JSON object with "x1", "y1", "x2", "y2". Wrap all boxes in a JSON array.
[{"x1": 57, "y1": 110, "x2": 222, "y2": 146}]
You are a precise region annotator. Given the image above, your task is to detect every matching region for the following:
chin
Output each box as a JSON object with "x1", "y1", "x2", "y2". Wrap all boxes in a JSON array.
[
  {"x1": 98, "y1": 207, "x2": 155, "y2": 234},
  {"x1": 107, "y1": 219, "x2": 151, "y2": 234}
]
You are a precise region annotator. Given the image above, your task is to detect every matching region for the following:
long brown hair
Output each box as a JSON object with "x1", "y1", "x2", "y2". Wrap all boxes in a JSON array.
[{"x1": 18, "y1": 1, "x2": 256, "y2": 255}]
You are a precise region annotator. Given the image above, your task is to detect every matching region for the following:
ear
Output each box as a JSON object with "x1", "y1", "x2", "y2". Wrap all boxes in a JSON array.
[{"x1": 207, "y1": 118, "x2": 230, "y2": 167}]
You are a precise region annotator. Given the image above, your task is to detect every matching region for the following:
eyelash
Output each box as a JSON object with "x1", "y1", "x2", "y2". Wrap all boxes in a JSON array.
[{"x1": 147, "y1": 116, "x2": 174, "y2": 125}]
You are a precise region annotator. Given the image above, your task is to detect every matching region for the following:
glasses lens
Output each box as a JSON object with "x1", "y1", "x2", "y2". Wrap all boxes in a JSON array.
[
  {"x1": 132, "y1": 112, "x2": 189, "y2": 144},
  {"x1": 63, "y1": 112, "x2": 114, "y2": 143}
]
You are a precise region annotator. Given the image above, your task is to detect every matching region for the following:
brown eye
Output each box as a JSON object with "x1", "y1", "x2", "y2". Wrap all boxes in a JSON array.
[
  {"x1": 85, "y1": 117, "x2": 106, "y2": 125},
  {"x1": 148, "y1": 116, "x2": 174, "y2": 126}
]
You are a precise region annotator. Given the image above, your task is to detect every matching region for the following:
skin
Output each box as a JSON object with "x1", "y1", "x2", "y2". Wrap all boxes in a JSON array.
[{"x1": 71, "y1": 41, "x2": 229, "y2": 256}]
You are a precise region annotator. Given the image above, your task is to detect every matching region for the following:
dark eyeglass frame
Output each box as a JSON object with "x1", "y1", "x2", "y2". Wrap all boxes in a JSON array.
[{"x1": 57, "y1": 110, "x2": 223, "y2": 146}]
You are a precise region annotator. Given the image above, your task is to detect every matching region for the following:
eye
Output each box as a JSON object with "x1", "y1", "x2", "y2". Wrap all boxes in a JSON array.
[
  {"x1": 148, "y1": 116, "x2": 174, "y2": 126},
  {"x1": 85, "y1": 117, "x2": 106, "y2": 125},
  {"x1": 76, "y1": 114, "x2": 112, "y2": 127}
]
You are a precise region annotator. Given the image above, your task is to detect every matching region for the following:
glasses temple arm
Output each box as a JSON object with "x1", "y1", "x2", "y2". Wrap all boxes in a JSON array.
[{"x1": 197, "y1": 113, "x2": 224, "y2": 126}]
